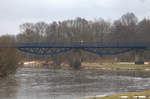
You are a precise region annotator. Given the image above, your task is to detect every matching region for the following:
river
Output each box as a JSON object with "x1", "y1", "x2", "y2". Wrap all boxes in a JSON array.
[{"x1": 0, "y1": 67, "x2": 150, "y2": 99}]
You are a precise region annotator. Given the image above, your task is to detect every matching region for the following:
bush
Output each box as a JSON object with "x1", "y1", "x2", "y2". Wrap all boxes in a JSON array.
[{"x1": 0, "y1": 35, "x2": 19, "y2": 77}]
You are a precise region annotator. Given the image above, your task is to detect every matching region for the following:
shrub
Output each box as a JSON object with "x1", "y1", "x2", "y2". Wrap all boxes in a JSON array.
[{"x1": 0, "y1": 35, "x2": 19, "y2": 77}]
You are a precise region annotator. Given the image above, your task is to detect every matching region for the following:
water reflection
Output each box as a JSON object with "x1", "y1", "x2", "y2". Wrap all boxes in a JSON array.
[
  {"x1": 0, "y1": 76, "x2": 18, "y2": 99},
  {"x1": 1, "y1": 67, "x2": 150, "y2": 99}
]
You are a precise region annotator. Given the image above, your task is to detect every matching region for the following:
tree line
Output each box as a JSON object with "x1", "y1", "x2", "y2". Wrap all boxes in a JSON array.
[{"x1": 17, "y1": 12, "x2": 150, "y2": 43}]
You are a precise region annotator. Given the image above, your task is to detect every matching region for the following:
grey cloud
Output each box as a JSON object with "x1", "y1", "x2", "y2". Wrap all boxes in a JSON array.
[{"x1": 0, "y1": 0, "x2": 150, "y2": 35}]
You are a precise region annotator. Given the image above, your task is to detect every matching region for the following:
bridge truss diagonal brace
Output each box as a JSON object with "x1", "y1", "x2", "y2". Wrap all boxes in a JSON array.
[
  {"x1": 82, "y1": 48, "x2": 135, "y2": 55},
  {"x1": 17, "y1": 48, "x2": 72, "y2": 55}
]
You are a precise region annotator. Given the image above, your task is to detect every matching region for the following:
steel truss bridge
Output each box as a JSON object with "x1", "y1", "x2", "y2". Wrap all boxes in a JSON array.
[{"x1": 0, "y1": 42, "x2": 149, "y2": 55}]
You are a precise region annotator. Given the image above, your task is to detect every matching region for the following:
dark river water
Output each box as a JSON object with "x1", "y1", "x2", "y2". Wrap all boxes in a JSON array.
[{"x1": 1, "y1": 67, "x2": 150, "y2": 99}]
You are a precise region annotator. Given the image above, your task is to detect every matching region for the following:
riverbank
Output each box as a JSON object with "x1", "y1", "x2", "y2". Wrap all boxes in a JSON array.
[
  {"x1": 81, "y1": 90, "x2": 150, "y2": 99},
  {"x1": 22, "y1": 61, "x2": 150, "y2": 71},
  {"x1": 82, "y1": 62, "x2": 150, "y2": 71}
]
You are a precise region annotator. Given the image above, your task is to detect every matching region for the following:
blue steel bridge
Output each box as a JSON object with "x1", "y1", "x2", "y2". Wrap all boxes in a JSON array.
[
  {"x1": 0, "y1": 42, "x2": 150, "y2": 65},
  {"x1": 0, "y1": 42, "x2": 149, "y2": 56}
]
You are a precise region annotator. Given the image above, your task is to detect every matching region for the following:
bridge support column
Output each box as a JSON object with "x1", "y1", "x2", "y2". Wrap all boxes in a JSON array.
[
  {"x1": 135, "y1": 49, "x2": 145, "y2": 65},
  {"x1": 51, "y1": 55, "x2": 61, "y2": 69},
  {"x1": 69, "y1": 49, "x2": 82, "y2": 69}
]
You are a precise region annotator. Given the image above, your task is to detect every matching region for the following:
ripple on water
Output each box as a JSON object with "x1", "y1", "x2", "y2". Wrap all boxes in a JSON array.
[{"x1": 1, "y1": 67, "x2": 150, "y2": 99}]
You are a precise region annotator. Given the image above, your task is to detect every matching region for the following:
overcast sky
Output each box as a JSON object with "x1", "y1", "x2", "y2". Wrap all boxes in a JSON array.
[{"x1": 0, "y1": 0, "x2": 150, "y2": 35}]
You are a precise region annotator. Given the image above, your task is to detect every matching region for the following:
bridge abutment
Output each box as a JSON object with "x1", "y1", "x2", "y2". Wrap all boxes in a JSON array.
[{"x1": 135, "y1": 49, "x2": 145, "y2": 65}]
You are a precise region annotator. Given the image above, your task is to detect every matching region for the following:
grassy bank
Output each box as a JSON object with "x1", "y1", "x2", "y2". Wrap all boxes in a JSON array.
[
  {"x1": 81, "y1": 90, "x2": 150, "y2": 99},
  {"x1": 82, "y1": 62, "x2": 150, "y2": 71}
]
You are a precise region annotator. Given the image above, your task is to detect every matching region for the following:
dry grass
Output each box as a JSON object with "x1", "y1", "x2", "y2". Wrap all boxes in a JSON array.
[
  {"x1": 81, "y1": 90, "x2": 150, "y2": 99},
  {"x1": 82, "y1": 62, "x2": 150, "y2": 70}
]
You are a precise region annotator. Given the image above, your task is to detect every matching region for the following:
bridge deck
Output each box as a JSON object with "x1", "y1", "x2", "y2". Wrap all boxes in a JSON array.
[{"x1": 0, "y1": 42, "x2": 149, "y2": 48}]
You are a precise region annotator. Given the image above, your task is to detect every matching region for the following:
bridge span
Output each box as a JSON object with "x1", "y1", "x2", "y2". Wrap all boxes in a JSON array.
[
  {"x1": 0, "y1": 42, "x2": 150, "y2": 48},
  {"x1": 3, "y1": 42, "x2": 150, "y2": 48},
  {"x1": 0, "y1": 42, "x2": 149, "y2": 65}
]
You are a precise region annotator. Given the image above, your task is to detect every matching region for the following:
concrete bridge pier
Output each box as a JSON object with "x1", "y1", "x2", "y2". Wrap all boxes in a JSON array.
[
  {"x1": 135, "y1": 49, "x2": 145, "y2": 65},
  {"x1": 51, "y1": 55, "x2": 61, "y2": 69},
  {"x1": 69, "y1": 49, "x2": 82, "y2": 69}
]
